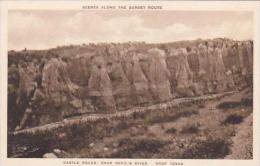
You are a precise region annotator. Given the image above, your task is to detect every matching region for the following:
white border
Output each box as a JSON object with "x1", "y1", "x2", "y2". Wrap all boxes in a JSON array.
[{"x1": 1, "y1": 1, "x2": 260, "y2": 166}]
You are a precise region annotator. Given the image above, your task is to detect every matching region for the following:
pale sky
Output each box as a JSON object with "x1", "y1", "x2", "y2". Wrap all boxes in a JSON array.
[{"x1": 8, "y1": 10, "x2": 253, "y2": 50}]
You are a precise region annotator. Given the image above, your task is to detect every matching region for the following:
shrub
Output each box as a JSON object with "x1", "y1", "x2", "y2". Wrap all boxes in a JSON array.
[
  {"x1": 147, "y1": 109, "x2": 198, "y2": 124},
  {"x1": 113, "y1": 138, "x2": 168, "y2": 158},
  {"x1": 216, "y1": 102, "x2": 240, "y2": 109},
  {"x1": 180, "y1": 123, "x2": 200, "y2": 134},
  {"x1": 223, "y1": 114, "x2": 244, "y2": 125},
  {"x1": 240, "y1": 97, "x2": 253, "y2": 107},
  {"x1": 165, "y1": 128, "x2": 177, "y2": 134},
  {"x1": 181, "y1": 138, "x2": 230, "y2": 159},
  {"x1": 217, "y1": 97, "x2": 253, "y2": 110}
]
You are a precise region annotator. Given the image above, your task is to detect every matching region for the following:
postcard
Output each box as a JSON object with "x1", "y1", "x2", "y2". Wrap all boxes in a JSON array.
[{"x1": 0, "y1": 1, "x2": 259, "y2": 166}]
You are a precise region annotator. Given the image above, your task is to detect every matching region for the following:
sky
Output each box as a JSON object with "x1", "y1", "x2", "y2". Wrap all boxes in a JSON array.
[{"x1": 8, "y1": 10, "x2": 253, "y2": 50}]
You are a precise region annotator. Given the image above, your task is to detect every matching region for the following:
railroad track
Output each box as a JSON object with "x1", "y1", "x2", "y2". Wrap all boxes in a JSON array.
[{"x1": 11, "y1": 91, "x2": 236, "y2": 136}]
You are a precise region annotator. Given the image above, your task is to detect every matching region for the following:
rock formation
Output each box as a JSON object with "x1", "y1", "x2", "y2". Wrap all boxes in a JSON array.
[
  {"x1": 88, "y1": 55, "x2": 116, "y2": 112},
  {"x1": 106, "y1": 49, "x2": 132, "y2": 111},
  {"x1": 187, "y1": 46, "x2": 204, "y2": 95},
  {"x1": 148, "y1": 48, "x2": 172, "y2": 102},
  {"x1": 213, "y1": 45, "x2": 228, "y2": 92},
  {"x1": 131, "y1": 53, "x2": 152, "y2": 105},
  {"x1": 170, "y1": 48, "x2": 194, "y2": 97},
  {"x1": 7, "y1": 38, "x2": 254, "y2": 129}
]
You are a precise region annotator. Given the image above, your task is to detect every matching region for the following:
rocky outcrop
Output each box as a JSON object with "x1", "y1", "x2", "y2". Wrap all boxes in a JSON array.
[
  {"x1": 42, "y1": 58, "x2": 68, "y2": 106},
  {"x1": 168, "y1": 48, "x2": 195, "y2": 97},
  {"x1": 88, "y1": 55, "x2": 116, "y2": 112},
  {"x1": 213, "y1": 46, "x2": 229, "y2": 92},
  {"x1": 109, "y1": 61, "x2": 132, "y2": 110},
  {"x1": 148, "y1": 48, "x2": 172, "y2": 102},
  {"x1": 7, "y1": 39, "x2": 253, "y2": 130},
  {"x1": 187, "y1": 47, "x2": 200, "y2": 76},
  {"x1": 196, "y1": 44, "x2": 211, "y2": 94},
  {"x1": 132, "y1": 53, "x2": 152, "y2": 105},
  {"x1": 43, "y1": 153, "x2": 58, "y2": 158},
  {"x1": 66, "y1": 53, "x2": 92, "y2": 87}
]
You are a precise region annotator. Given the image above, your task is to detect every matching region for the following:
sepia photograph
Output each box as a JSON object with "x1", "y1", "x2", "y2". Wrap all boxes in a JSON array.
[
  {"x1": 6, "y1": 9, "x2": 254, "y2": 159},
  {"x1": 1, "y1": 1, "x2": 259, "y2": 166}
]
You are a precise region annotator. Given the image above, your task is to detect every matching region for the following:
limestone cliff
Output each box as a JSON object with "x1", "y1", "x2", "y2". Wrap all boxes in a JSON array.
[{"x1": 7, "y1": 39, "x2": 253, "y2": 130}]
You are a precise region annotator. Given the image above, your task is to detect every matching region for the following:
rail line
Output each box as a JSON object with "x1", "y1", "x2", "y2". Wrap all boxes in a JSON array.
[{"x1": 11, "y1": 91, "x2": 236, "y2": 136}]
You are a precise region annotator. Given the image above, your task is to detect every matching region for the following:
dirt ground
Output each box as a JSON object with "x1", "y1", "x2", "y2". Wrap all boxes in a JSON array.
[{"x1": 57, "y1": 88, "x2": 252, "y2": 159}]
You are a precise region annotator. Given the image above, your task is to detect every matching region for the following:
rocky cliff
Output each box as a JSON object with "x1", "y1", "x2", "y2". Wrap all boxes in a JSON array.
[{"x1": 8, "y1": 38, "x2": 253, "y2": 131}]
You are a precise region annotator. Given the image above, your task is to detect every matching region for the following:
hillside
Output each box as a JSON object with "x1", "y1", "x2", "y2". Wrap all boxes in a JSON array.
[{"x1": 7, "y1": 38, "x2": 253, "y2": 158}]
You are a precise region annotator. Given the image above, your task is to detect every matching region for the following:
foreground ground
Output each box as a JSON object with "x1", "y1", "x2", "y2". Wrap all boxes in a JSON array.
[{"x1": 9, "y1": 88, "x2": 253, "y2": 159}]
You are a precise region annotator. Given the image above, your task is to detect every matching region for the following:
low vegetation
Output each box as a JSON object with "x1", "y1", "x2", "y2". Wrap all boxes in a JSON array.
[{"x1": 8, "y1": 90, "x2": 253, "y2": 159}]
